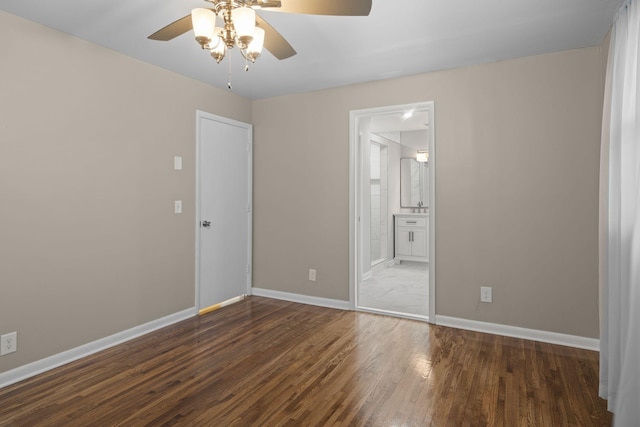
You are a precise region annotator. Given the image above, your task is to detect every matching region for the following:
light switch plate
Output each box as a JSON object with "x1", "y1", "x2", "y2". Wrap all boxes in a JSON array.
[
  {"x1": 174, "y1": 200, "x2": 182, "y2": 214},
  {"x1": 174, "y1": 156, "x2": 183, "y2": 171}
]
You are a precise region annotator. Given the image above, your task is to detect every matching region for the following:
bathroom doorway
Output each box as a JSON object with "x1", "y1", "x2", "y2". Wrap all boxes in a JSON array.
[{"x1": 349, "y1": 102, "x2": 436, "y2": 322}]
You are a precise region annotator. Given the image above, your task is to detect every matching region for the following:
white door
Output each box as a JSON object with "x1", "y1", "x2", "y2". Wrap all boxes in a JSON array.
[{"x1": 196, "y1": 111, "x2": 252, "y2": 311}]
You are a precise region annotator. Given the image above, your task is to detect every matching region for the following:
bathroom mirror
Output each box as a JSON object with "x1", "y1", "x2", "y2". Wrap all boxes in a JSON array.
[{"x1": 400, "y1": 158, "x2": 429, "y2": 208}]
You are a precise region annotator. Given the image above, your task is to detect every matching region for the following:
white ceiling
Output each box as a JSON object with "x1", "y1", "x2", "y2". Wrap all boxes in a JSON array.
[
  {"x1": 1, "y1": 0, "x2": 622, "y2": 100},
  {"x1": 370, "y1": 111, "x2": 429, "y2": 133}
]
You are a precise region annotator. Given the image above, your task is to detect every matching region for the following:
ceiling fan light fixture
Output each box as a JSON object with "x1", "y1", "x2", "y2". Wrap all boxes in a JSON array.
[
  {"x1": 191, "y1": 8, "x2": 216, "y2": 48},
  {"x1": 231, "y1": 6, "x2": 256, "y2": 48},
  {"x1": 150, "y1": 0, "x2": 372, "y2": 87}
]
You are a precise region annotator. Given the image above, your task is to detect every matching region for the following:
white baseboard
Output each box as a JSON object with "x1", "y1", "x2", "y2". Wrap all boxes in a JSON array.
[
  {"x1": 0, "y1": 307, "x2": 196, "y2": 389},
  {"x1": 435, "y1": 315, "x2": 599, "y2": 351},
  {"x1": 251, "y1": 288, "x2": 350, "y2": 310}
]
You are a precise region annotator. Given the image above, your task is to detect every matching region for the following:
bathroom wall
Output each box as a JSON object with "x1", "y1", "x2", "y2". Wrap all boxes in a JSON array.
[{"x1": 386, "y1": 140, "x2": 402, "y2": 261}]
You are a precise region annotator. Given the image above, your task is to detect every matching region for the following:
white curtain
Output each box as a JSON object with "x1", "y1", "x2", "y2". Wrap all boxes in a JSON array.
[{"x1": 600, "y1": 0, "x2": 640, "y2": 425}]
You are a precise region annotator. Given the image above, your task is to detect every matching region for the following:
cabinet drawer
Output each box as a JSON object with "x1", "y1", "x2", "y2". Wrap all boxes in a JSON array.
[{"x1": 397, "y1": 218, "x2": 426, "y2": 227}]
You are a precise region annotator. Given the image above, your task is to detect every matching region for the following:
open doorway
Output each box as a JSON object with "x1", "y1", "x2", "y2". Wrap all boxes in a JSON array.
[{"x1": 349, "y1": 102, "x2": 435, "y2": 322}]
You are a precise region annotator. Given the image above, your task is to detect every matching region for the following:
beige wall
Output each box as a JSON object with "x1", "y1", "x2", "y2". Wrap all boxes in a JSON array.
[
  {"x1": 1, "y1": 8, "x2": 608, "y2": 376},
  {"x1": 0, "y1": 11, "x2": 251, "y2": 373},
  {"x1": 253, "y1": 46, "x2": 606, "y2": 338}
]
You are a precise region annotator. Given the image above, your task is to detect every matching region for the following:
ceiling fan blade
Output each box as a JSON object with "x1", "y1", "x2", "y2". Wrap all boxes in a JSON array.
[
  {"x1": 263, "y1": 0, "x2": 372, "y2": 16},
  {"x1": 148, "y1": 15, "x2": 193, "y2": 41},
  {"x1": 256, "y1": 15, "x2": 297, "y2": 60}
]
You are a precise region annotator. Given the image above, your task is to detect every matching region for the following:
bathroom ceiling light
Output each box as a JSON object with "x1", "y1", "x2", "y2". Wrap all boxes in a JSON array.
[
  {"x1": 402, "y1": 109, "x2": 415, "y2": 120},
  {"x1": 416, "y1": 150, "x2": 429, "y2": 162}
]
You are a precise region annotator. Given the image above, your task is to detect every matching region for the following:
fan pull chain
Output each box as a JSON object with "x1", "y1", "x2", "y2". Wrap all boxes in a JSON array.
[
  {"x1": 244, "y1": 53, "x2": 249, "y2": 72},
  {"x1": 227, "y1": 53, "x2": 233, "y2": 90}
]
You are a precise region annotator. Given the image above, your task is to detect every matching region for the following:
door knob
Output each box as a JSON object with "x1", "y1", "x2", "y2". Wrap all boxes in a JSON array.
[{"x1": 201, "y1": 220, "x2": 211, "y2": 228}]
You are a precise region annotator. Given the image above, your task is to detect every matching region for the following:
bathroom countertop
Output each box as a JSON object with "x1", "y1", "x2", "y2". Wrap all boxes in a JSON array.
[{"x1": 394, "y1": 212, "x2": 428, "y2": 217}]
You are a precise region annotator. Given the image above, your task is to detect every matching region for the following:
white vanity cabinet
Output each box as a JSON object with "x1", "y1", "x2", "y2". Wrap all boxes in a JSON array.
[{"x1": 394, "y1": 214, "x2": 428, "y2": 263}]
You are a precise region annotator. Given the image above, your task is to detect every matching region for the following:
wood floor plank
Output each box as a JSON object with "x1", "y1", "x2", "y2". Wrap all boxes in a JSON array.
[{"x1": 0, "y1": 297, "x2": 611, "y2": 426}]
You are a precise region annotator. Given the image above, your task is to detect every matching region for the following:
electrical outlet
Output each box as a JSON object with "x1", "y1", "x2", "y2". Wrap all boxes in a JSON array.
[
  {"x1": 308, "y1": 269, "x2": 317, "y2": 282},
  {"x1": 1, "y1": 332, "x2": 17, "y2": 356},
  {"x1": 480, "y1": 286, "x2": 493, "y2": 303}
]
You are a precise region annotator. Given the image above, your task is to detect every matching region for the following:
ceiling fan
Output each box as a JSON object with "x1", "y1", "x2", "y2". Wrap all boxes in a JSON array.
[{"x1": 148, "y1": 0, "x2": 372, "y2": 65}]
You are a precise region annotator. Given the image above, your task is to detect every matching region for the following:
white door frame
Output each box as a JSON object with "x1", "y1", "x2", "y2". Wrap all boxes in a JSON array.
[
  {"x1": 349, "y1": 102, "x2": 436, "y2": 322},
  {"x1": 195, "y1": 110, "x2": 253, "y2": 311}
]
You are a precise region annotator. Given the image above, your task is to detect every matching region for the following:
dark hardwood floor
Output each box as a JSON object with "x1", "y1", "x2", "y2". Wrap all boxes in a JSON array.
[{"x1": 0, "y1": 297, "x2": 611, "y2": 426}]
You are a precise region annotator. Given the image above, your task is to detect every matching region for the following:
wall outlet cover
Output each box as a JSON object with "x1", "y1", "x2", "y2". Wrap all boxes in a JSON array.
[
  {"x1": 1, "y1": 331, "x2": 17, "y2": 355},
  {"x1": 480, "y1": 286, "x2": 493, "y2": 303}
]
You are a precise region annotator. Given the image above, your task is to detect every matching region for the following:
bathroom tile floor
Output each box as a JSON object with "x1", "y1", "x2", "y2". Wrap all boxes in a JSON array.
[{"x1": 358, "y1": 261, "x2": 429, "y2": 318}]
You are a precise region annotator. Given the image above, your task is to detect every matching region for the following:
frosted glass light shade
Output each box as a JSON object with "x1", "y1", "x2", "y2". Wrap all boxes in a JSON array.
[
  {"x1": 192, "y1": 8, "x2": 216, "y2": 47},
  {"x1": 232, "y1": 7, "x2": 255, "y2": 46},
  {"x1": 210, "y1": 37, "x2": 226, "y2": 63},
  {"x1": 208, "y1": 34, "x2": 222, "y2": 51},
  {"x1": 247, "y1": 27, "x2": 265, "y2": 55}
]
